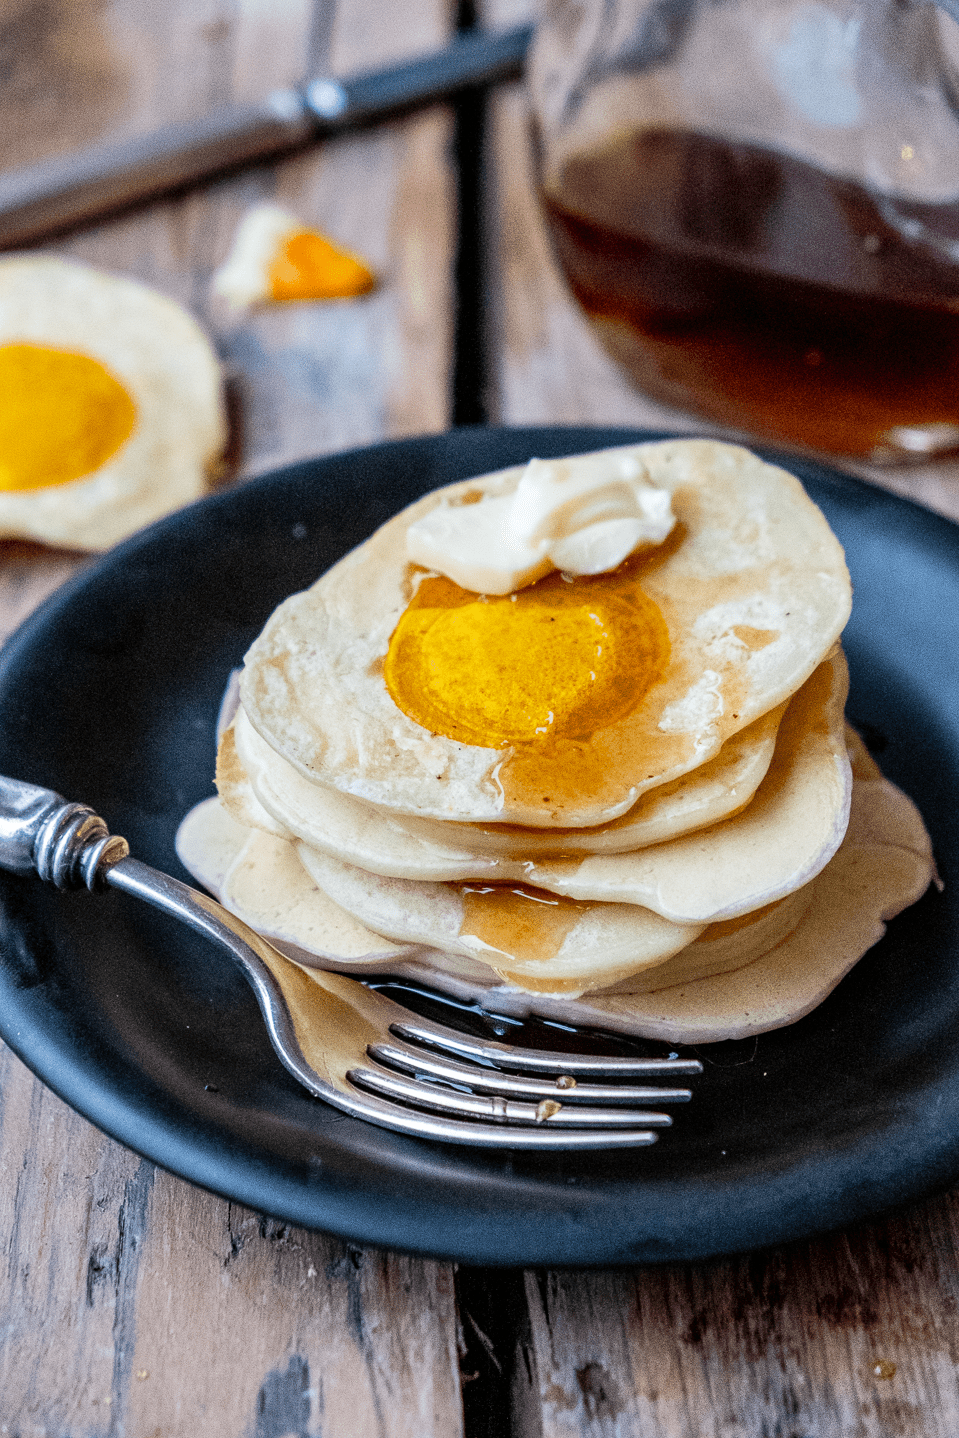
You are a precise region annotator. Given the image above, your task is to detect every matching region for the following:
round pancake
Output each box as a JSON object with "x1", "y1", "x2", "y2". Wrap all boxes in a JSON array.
[
  {"x1": 216, "y1": 719, "x2": 288, "y2": 837},
  {"x1": 176, "y1": 761, "x2": 934, "y2": 1031},
  {"x1": 176, "y1": 796, "x2": 427, "y2": 970},
  {"x1": 0, "y1": 256, "x2": 225, "y2": 548},
  {"x1": 568, "y1": 772, "x2": 935, "y2": 1041},
  {"x1": 356, "y1": 768, "x2": 932, "y2": 1036},
  {"x1": 177, "y1": 795, "x2": 804, "y2": 995},
  {"x1": 593, "y1": 887, "x2": 816, "y2": 994},
  {"x1": 224, "y1": 694, "x2": 785, "y2": 868},
  {"x1": 176, "y1": 793, "x2": 251, "y2": 899},
  {"x1": 295, "y1": 843, "x2": 704, "y2": 990},
  {"x1": 240, "y1": 439, "x2": 851, "y2": 827},
  {"x1": 518, "y1": 647, "x2": 850, "y2": 920},
  {"x1": 236, "y1": 647, "x2": 850, "y2": 922}
]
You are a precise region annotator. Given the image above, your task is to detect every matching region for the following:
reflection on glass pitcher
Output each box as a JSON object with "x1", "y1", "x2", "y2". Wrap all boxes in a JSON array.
[{"x1": 529, "y1": 0, "x2": 959, "y2": 460}]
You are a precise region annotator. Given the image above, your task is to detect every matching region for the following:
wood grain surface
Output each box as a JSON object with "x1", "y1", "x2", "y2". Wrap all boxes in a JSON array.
[{"x1": 3, "y1": 0, "x2": 959, "y2": 1433}]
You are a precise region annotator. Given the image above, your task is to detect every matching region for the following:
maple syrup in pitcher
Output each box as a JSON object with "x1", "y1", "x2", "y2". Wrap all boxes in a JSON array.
[{"x1": 543, "y1": 126, "x2": 959, "y2": 458}]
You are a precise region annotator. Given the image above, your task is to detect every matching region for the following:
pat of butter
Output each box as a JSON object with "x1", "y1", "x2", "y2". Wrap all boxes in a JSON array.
[
  {"x1": 407, "y1": 454, "x2": 675, "y2": 594},
  {"x1": 212, "y1": 204, "x2": 301, "y2": 311}
]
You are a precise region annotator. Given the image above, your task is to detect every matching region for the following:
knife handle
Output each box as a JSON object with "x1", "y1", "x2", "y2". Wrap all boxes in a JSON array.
[
  {"x1": 0, "y1": 24, "x2": 532, "y2": 248},
  {"x1": 308, "y1": 23, "x2": 532, "y2": 129},
  {"x1": 0, "y1": 96, "x2": 315, "y2": 249}
]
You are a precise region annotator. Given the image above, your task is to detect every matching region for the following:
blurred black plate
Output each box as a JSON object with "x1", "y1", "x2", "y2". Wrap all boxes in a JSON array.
[{"x1": 0, "y1": 426, "x2": 956, "y2": 1268}]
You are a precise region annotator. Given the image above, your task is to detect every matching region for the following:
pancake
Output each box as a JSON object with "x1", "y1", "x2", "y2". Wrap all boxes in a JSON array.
[
  {"x1": 223, "y1": 694, "x2": 786, "y2": 865},
  {"x1": 227, "y1": 647, "x2": 849, "y2": 922},
  {"x1": 216, "y1": 717, "x2": 288, "y2": 837},
  {"x1": 175, "y1": 760, "x2": 935, "y2": 1032},
  {"x1": 295, "y1": 843, "x2": 704, "y2": 989},
  {"x1": 0, "y1": 256, "x2": 225, "y2": 548},
  {"x1": 176, "y1": 797, "x2": 426, "y2": 970},
  {"x1": 176, "y1": 793, "x2": 249, "y2": 899},
  {"x1": 607, "y1": 888, "x2": 816, "y2": 993},
  {"x1": 177, "y1": 437, "x2": 933, "y2": 1046},
  {"x1": 559, "y1": 770, "x2": 936, "y2": 1041},
  {"x1": 177, "y1": 794, "x2": 800, "y2": 994},
  {"x1": 240, "y1": 439, "x2": 851, "y2": 827},
  {"x1": 514, "y1": 646, "x2": 850, "y2": 920}
]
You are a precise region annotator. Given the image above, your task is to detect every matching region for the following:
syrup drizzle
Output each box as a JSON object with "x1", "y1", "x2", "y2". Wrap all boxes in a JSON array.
[{"x1": 458, "y1": 882, "x2": 592, "y2": 963}]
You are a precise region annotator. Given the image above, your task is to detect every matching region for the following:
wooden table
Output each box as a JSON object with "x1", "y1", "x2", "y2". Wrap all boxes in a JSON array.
[{"x1": 2, "y1": 1, "x2": 959, "y2": 1432}]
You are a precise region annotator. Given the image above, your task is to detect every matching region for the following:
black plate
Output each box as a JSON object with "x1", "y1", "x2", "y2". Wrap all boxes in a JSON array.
[{"x1": 0, "y1": 426, "x2": 956, "y2": 1268}]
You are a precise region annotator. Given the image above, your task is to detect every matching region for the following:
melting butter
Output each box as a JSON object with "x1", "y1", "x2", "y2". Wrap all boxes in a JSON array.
[{"x1": 406, "y1": 453, "x2": 675, "y2": 595}]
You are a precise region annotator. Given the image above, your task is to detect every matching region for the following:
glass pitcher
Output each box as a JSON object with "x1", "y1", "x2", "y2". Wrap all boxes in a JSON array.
[{"x1": 528, "y1": 0, "x2": 959, "y2": 460}]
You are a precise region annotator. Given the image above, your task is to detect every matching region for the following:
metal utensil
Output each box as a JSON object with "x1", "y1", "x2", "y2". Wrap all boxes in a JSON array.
[
  {"x1": 0, "y1": 775, "x2": 700, "y2": 1150},
  {"x1": 0, "y1": 24, "x2": 532, "y2": 249}
]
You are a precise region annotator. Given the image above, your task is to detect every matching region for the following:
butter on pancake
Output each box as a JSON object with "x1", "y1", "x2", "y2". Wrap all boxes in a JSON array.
[
  {"x1": 240, "y1": 440, "x2": 851, "y2": 827},
  {"x1": 0, "y1": 256, "x2": 225, "y2": 549},
  {"x1": 222, "y1": 696, "x2": 786, "y2": 871},
  {"x1": 178, "y1": 439, "x2": 933, "y2": 1048}
]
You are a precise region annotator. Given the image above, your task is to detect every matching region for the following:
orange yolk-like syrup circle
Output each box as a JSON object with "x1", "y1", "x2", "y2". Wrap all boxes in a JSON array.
[
  {"x1": 384, "y1": 564, "x2": 670, "y2": 752},
  {"x1": 0, "y1": 342, "x2": 137, "y2": 492},
  {"x1": 268, "y1": 230, "x2": 376, "y2": 302}
]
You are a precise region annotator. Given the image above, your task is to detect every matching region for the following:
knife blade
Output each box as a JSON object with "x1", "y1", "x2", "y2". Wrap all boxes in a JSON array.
[{"x1": 0, "y1": 23, "x2": 532, "y2": 250}]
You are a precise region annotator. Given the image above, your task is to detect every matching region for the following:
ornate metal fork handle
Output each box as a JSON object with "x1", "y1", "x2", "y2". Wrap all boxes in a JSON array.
[
  {"x1": 0, "y1": 775, "x2": 701, "y2": 1150},
  {"x1": 0, "y1": 775, "x2": 129, "y2": 889}
]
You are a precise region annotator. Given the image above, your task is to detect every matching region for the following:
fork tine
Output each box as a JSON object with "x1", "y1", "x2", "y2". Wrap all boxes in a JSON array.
[
  {"x1": 389, "y1": 1018, "x2": 703, "y2": 1079},
  {"x1": 348, "y1": 1063, "x2": 674, "y2": 1128},
  {"x1": 368, "y1": 1040, "x2": 693, "y2": 1104},
  {"x1": 346, "y1": 1094, "x2": 665, "y2": 1147}
]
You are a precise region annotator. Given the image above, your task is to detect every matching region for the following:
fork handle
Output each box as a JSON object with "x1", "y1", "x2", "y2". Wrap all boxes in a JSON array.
[
  {"x1": 0, "y1": 774, "x2": 339, "y2": 1101},
  {"x1": 0, "y1": 773, "x2": 281, "y2": 993},
  {"x1": 0, "y1": 775, "x2": 129, "y2": 889},
  {"x1": 0, "y1": 774, "x2": 286, "y2": 988}
]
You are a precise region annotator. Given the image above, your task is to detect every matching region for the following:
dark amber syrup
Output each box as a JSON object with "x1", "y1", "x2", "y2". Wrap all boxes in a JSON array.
[{"x1": 543, "y1": 128, "x2": 959, "y2": 457}]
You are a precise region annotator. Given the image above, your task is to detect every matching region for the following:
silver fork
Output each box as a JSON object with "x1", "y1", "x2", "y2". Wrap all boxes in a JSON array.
[{"x1": 0, "y1": 776, "x2": 701, "y2": 1150}]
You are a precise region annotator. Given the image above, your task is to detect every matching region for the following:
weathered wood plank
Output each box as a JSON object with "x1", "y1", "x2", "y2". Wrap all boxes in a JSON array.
[
  {"x1": 511, "y1": 1196, "x2": 959, "y2": 1438},
  {"x1": 0, "y1": 1044, "x2": 465, "y2": 1437},
  {"x1": 0, "y1": 1042, "x2": 146, "y2": 1431},
  {"x1": 119, "y1": 1174, "x2": 463, "y2": 1437}
]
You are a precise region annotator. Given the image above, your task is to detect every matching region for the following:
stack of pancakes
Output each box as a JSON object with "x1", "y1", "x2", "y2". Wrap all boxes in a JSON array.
[{"x1": 178, "y1": 440, "x2": 935, "y2": 1043}]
